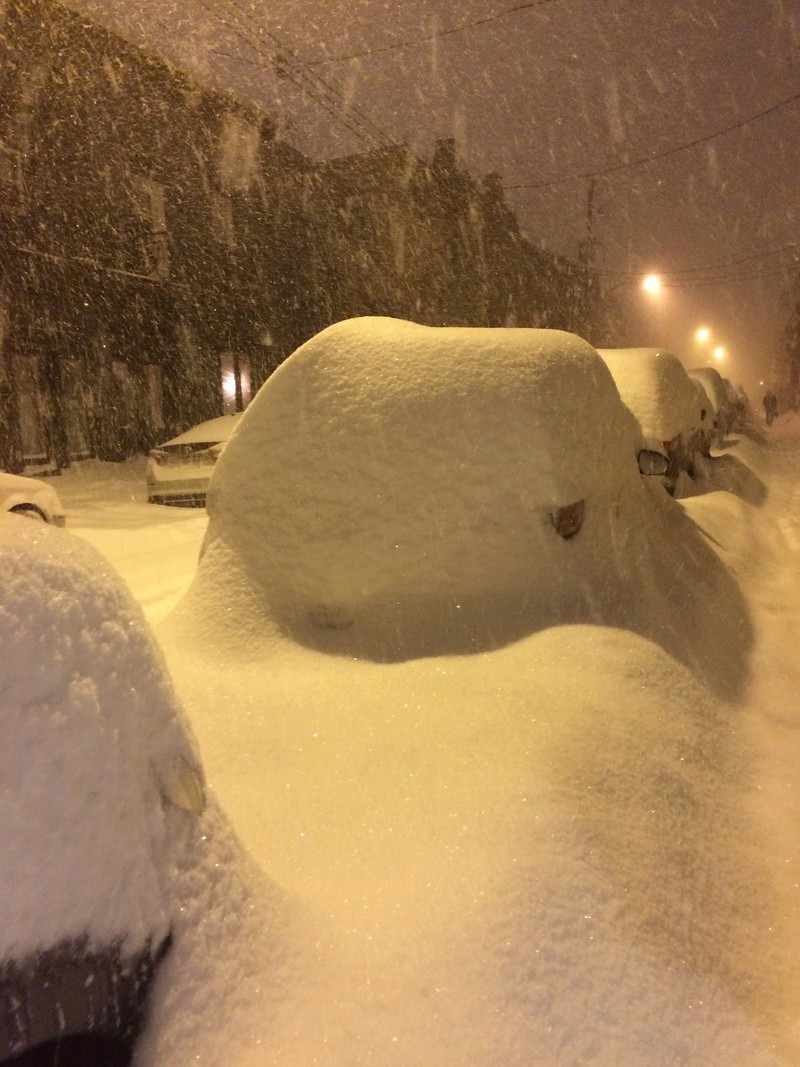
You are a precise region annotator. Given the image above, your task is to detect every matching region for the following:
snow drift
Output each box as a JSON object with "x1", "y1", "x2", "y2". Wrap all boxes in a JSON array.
[{"x1": 149, "y1": 321, "x2": 800, "y2": 1063}]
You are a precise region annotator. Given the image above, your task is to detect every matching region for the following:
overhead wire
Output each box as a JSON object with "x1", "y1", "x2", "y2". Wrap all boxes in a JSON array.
[
  {"x1": 147, "y1": 0, "x2": 799, "y2": 295},
  {"x1": 234, "y1": 3, "x2": 397, "y2": 148},
  {"x1": 303, "y1": 0, "x2": 561, "y2": 67},
  {"x1": 600, "y1": 260, "x2": 799, "y2": 291},
  {"x1": 506, "y1": 89, "x2": 800, "y2": 190},
  {"x1": 601, "y1": 243, "x2": 800, "y2": 288},
  {"x1": 196, "y1": 0, "x2": 389, "y2": 150},
  {"x1": 601, "y1": 242, "x2": 800, "y2": 281}
]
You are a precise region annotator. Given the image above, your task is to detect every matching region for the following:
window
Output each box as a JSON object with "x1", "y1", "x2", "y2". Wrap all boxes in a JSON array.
[
  {"x1": 221, "y1": 350, "x2": 251, "y2": 414},
  {"x1": 129, "y1": 175, "x2": 169, "y2": 276},
  {"x1": 217, "y1": 114, "x2": 259, "y2": 194}
]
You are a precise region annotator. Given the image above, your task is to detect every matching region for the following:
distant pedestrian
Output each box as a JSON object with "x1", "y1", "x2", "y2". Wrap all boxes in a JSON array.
[{"x1": 763, "y1": 390, "x2": 778, "y2": 426}]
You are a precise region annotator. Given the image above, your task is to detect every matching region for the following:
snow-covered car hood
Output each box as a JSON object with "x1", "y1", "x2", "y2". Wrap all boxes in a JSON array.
[{"x1": 156, "y1": 413, "x2": 243, "y2": 450}]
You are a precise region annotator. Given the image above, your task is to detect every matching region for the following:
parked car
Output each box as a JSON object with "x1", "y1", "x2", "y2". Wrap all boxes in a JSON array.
[
  {"x1": 597, "y1": 348, "x2": 703, "y2": 494},
  {"x1": 198, "y1": 318, "x2": 646, "y2": 660},
  {"x1": 146, "y1": 413, "x2": 243, "y2": 506},
  {"x1": 0, "y1": 470, "x2": 66, "y2": 525},
  {"x1": 0, "y1": 517, "x2": 204, "y2": 1066},
  {"x1": 687, "y1": 366, "x2": 740, "y2": 446},
  {"x1": 686, "y1": 377, "x2": 715, "y2": 456}
]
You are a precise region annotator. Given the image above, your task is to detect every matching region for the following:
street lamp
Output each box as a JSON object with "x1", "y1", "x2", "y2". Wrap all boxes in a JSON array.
[
  {"x1": 713, "y1": 346, "x2": 725, "y2": 361},
  {"x1": 695, "y1": 326, "x2": 711, "y2": 344},
  {"x1": 641, "y1": 274, "x2": 662, "y2": 295}
]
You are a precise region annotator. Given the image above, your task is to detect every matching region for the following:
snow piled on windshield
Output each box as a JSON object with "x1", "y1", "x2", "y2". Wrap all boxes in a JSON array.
[{"x1": 0, "y1": 516, "x2": 203, "y2": 959}]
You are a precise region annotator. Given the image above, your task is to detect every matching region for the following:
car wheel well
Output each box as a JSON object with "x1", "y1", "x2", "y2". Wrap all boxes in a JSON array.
[{"x1": 9, "y1": 504, "x2": 47, "y2": 522}]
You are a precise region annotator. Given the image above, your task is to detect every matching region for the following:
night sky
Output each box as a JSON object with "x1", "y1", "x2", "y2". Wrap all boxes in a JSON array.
[{"x1": 70, "y1": 0, "x2": 800, "y2": 398}]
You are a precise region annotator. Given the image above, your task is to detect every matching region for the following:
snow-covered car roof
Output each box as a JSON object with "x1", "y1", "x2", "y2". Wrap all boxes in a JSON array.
[
  {"x1": 159, "y1": 412, "x2": 243, "y2": 448},
  {"x1": 598, "y1": 348, "x2": 702, "y2": 441},
  {"x1": 0, "y1": 470, "x2": 66, "y2": 525},
  {"x1": 687, "y1": 366, "x2": 727, "y2": 414},
  {"x1": 197, "y1": 318, "x2": 643, "y2": 645}
]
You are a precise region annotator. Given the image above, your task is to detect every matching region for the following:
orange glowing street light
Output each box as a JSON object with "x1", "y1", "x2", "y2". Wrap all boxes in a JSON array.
[
  {"x1": 695, "y1": 326, "x2": 711, "y2": 344},
  {"x1": 713, "y1": 346, "x2": 726, "y2": 361},
  {"x1": 641, "y1": 274, "x2": 662, "y2": 295}
]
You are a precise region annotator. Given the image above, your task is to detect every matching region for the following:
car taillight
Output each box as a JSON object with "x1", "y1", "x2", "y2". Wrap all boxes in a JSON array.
[
  {"x1": 551, "y1": 499, "x2": 585, "y2": 540},
  {"x1": 148, "y1": 449, "x2": 169, "y2": 466}
]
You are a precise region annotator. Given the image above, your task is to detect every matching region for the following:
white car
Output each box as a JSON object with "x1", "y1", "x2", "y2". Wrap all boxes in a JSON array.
[
  {"x1": 0, "y1": 471, "x2": 66, "y2": 525},
  {"x1": 597, "y1": 348, "x2": 703, "y2": 493},
  {"x1": 687, "y1": 366, "x2": 741, "y2": 445},
  {"x1": 146, "y1": 413, "x2": 243, "y2": 506}
]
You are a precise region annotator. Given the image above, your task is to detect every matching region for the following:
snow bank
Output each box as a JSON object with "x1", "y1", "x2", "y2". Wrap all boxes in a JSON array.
[
  {"x1": 0, "y1": 516, "x2": 204, "y2": 961},
  {"x1": 155, "y1": 619, "x2": 797, "y2": 1066},
  {"x1": 598, "y1": 347, "x2": 703, "y2": 442}
]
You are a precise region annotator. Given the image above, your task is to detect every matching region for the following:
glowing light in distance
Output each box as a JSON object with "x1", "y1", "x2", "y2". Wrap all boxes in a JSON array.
[
  {"x1": 641, "y1": 274, "x2": 662, "y2": 294},
  {"x1": 713, "y1": 346, "x2": 726, "y2": 361},
  {"x1": 695, "y1": 327, "x2": 711, "y2": 343}
]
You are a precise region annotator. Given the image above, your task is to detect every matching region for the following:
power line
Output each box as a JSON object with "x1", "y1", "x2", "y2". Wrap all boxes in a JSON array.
[
  {"x1": 601, "y1": 242, "x2": 800, "y2": 280},
  {"x1": 662, "y1": 262, "x2": 799, "y2": 288},
  {"x1": 210, "y1": 0, "x2": 385, "y2": 148},
  {"x1": 304, "y1": 0, "x2": 561, "y2": 67},
  {"x1": 229, "y1": 0, "x2": 395, "y2": 148},
  {"x1": 506, "y1": 89, "x2": 800, "y2": 190},
  {"x1": 601, "y1": 260, "x2": 798, "y2": 291},
  {"x1": 198, "y1": 0, "x2": 389, "y2": 151}
]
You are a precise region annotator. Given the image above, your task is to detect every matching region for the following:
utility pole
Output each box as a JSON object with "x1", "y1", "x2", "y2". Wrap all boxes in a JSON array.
[{"x1": 578, "y1": 178, "x2": 600, "y2": 342}]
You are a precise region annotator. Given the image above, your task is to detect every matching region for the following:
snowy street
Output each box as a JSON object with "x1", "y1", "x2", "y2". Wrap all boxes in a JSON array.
[
  {"x1": 44, "y1": 372, "x2": 800, "y2": 1064},
  {"x1": 55, "y1": 458, "x2": 208, "y2": 626}
]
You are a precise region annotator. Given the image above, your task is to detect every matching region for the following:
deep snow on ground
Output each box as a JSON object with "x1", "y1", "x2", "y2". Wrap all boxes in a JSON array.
[
  {"x1": 44, "y1": 407, "x2": 800, "y2": 1065},
  {"x1": 55, "y1": 457, "x2": 207, "y2": 624}
]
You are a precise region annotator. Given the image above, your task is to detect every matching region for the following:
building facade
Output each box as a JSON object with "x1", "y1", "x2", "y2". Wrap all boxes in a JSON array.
[{"x1": 0, "y1": 0, "x2": 595, "y2": 474}]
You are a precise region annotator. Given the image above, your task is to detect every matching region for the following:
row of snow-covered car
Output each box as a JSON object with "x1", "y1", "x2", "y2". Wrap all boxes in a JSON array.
[
  {"x1": 2, "y1": 335, "x2": 748, "y2": 520},
  {"x1": 146, "y1": 338, "x2": 749, "y2": 508},
  {"x1": 596, "y1": 350, "x2": 747, "y2": 494},
  {"x1": 0, "y1": 321, "x2": 754, "y2": 1064}
]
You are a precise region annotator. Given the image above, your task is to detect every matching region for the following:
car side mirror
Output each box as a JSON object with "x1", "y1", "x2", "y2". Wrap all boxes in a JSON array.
[{"x1": 638, "y1": 449, "x2": 669, "y2": 477}]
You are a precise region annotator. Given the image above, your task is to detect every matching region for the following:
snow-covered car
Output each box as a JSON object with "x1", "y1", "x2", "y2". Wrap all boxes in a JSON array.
[
  {"x1": 0, "y1": 470, "x2": 66, "y2": 525},
  {"x1": 188, "y1": 317, "x2": 649, "y2": 660},
  {"x1": 597, "y1": 348, "x2": 703, "y2": 493},
  {"x1": 146, "y1": 412, "x2": 243, "y2": 506},
  {"x1": 688, "y1": 366, "x2": 740, "y2": 446},
  {"x1": 0, "y1": 516, "x2": 204, "y2": 1064}
]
